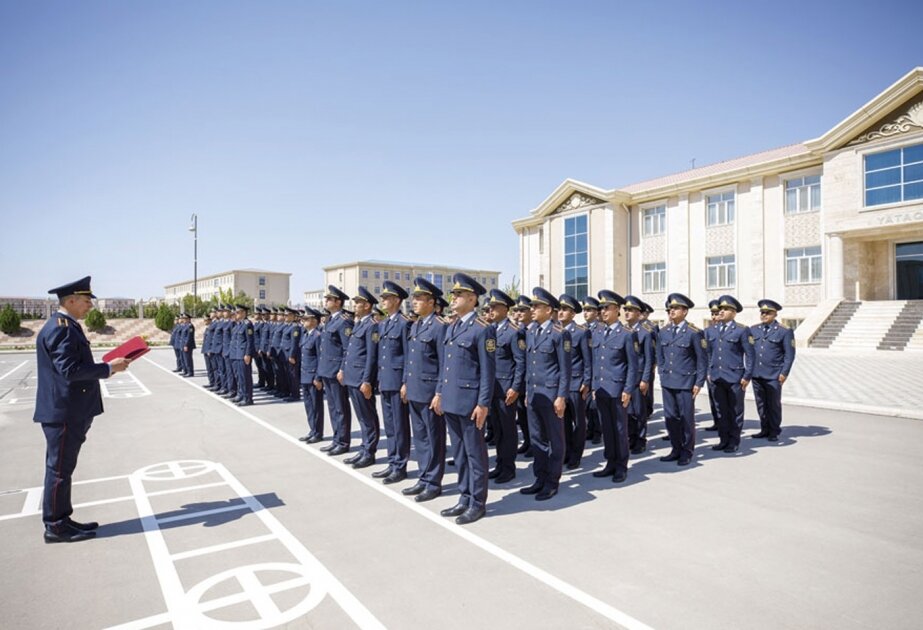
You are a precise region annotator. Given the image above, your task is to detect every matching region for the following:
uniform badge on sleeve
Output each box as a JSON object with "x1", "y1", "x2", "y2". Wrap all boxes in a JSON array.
[
  {"x1": 247, "y1": 328, "x2": 253, "y2": 335},
  {"x1": 563, "y1": 340, "x2": 572, "y2": 353},
  {"x1": 372, "y1": 331, "x2": 380, "y2": 343},
  {"x1": 518, "y1": 339, "x2": 526, "y2": 351},
  {"x1": 748, "y1": 335, "x2": 755, "y2": 345},
  {"x1": 345, "y1": 327, "x2": 353, "y2": 337},
  {"x1": 700, "y1": 338, "x2": 708, "y2": 349},
  {"x1": 294, "y1": 330, "x2": 299, "y2": 337},
  {"x1": 486, "y1": 339, "x2": 496, "y2": 353}
]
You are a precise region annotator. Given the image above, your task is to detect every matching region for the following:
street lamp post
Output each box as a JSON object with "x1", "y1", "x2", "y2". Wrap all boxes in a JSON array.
[{"x1": 189, "y1": 213, "x2": 198, "y2": 315}]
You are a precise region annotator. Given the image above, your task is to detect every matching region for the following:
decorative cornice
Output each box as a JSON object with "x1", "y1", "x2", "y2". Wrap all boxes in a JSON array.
[
  {"x1": 848, "y1": 101, "x2": 923, "y2": 146},
  {"x1": 553, "y1": 192, "x2": 607, "y2": 214}
]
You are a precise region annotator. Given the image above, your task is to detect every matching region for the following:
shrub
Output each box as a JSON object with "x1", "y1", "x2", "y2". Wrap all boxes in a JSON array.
[
  {"x1": 154, "y1": 303, "x2": 175, "y2": 332},
  {"x1": 85, "y1": 308, "x2": 107, "y2": 332},
  {"x1": 0, "y1": 304, "x2": 21, "y2": 335}
]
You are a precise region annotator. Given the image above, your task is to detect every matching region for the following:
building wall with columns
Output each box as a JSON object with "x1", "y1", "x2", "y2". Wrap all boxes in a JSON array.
[{"x1": 513, "y1": 68, "x2": 923, "y2": 333}]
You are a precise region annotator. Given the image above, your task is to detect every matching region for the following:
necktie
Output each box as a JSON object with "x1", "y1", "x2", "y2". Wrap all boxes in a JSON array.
[
  {"x1": 673, "y1": 325, "x2": 679, "y2": 335},
  {"x1": 604, "y1": 326, "x2": 610, "y2": 338},
  {"x1": 763, "y1": 324, "x2": 770, "y2": 334},
  {"x1": 721, "y1": 323, "x2": 727, "y2": 334}
]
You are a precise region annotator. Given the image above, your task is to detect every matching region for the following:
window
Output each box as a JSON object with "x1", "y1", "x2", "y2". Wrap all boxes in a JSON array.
[
  {"x1": 362, "y1": 269, "x2": 368, "y2": 279},
  {"x1": 259, "y1": 289, "x2": 266, "y2": 299},
  {"x1": 643, "y1": 262, "x2": 666, "y2": 293},
  {"x1": 384, "y1": 271, "x2": 389, "y2": 280},
  {"x1": 785, "y1": 246, "x2": 822, "y2": 284},
  {"x1": 374, "y1": 271, "x2": 381, "y2": 279},
  {"x1": 642, "y1": 205, "x2": 666, "y2": 236},
  {"x1": 539, "y1": 274, "x2": 545, "y2": 288},
  {"x1": 404, "y1": 273, "x2": 410, "y2": 281},
  {"x1": 375, "y1": 285, "x2": 380, "y2": 294},
  {"x1": 430, "y1": 273, "x2": 443, "y2": 290},
  {"x1": 785, "y1": 175, "x2": 821, "y2": 214},
  {"x1": 707, "y1": 255, "x2": 736, "y2": 289},
  {"x1": 538, "y1": 227, "x2": 544, "y2": 255},
  {"x1": 706, "y1": 191, "x2": 735, "y2": 226},
  {"x1": 213, "y1": 279, "x2": 219, "y2": 287},
  {"x1": 865, "y1": 143, "x2": 923, "y2": 206},
  {"x1": 491, "y1": 278, "x2": 496, "y2": 286},
  {"x1": 564, "y1": 214, "x2": 589, "y2": 300},
  {"x1": 258, "y1": 276, "x2": 266, "y2": 286}
]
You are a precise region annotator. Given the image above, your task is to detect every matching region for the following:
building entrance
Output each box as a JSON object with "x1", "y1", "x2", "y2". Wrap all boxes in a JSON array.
[{"x1": 896, "y1": 241, "x2": 923, "y2": 299}]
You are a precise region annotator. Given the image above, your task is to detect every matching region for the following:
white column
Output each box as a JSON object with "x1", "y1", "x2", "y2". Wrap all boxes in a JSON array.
[{"x1": 826, "y1": 233, "x2": 844, "y2": 300}]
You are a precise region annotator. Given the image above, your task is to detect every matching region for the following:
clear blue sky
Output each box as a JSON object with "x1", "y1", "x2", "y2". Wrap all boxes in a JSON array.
[{"x1": 2, "y1": 0, "x2": 921, "y2": 301}]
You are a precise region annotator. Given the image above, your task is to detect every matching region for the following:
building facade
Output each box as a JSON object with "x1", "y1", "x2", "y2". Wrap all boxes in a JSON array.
[
  {"x1": 313, "y1": 260, "x2": 501, "y2": 307},
  {"x1": 165, "y1": 269, "x2": 291, "y2": 307},
  {"x1": 513, "y1": 67, "x2": 923, "y2": 336}
]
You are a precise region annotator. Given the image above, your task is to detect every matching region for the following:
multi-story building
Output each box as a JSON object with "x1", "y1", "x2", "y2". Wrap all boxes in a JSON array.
[
  {"x1": 314, "y1": 260, "x2": 501, "y2": 307},
  {"x1": 513, "y1": 67, "x2": 923, "y2": 340},
  {"x1": 95, "y1": 298, "x2": 137, "y2": 314},
  {"x1": 164, "y1": 269, "x2": 291, "y2": 307},
  {"x1": 0, "y1": 297, "x2": 58, "y2": 318}
]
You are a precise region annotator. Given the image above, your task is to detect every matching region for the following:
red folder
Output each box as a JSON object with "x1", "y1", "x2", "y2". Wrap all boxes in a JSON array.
[{"x1": 103, "y1": 336, "x2": 150, "y2": 362}]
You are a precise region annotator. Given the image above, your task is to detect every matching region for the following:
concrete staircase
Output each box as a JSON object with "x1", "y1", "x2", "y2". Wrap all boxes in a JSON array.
[
  {"x1": 907, "y1": 317, "x2": 923, "y2": 352},
  {"x1": 810, "y1": 301, "x2": 860, "y2": 348},
  {"x1": 878, "y1": 301, "x2": 923, "y2": 350},
  {"x1": 824, "y1": 301, "x2": 907, "y2": 351}
]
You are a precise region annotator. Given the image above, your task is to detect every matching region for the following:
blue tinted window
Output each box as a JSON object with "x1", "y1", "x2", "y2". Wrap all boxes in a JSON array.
[
  {"x1": 905, "y1": 182, "x2": 923, "y2": 201},
  {"x1": 866, "y1": 187, "x2": 902, "y2": 206},
  {"x1": 864, "y1": 143, "x2": 923, "y2": 206},
  {"x1": 865, "y1": 149, "x2": 900, "y2": 171},
  {"x1": 904, "y1": 144, "x2": 923, "y2": 164},
  {"x1": 866, "y1": 168, "x2": 901, "y2": 189},
  {"x1": 905, "y1": 163, "x2": 923, "y2": 182},
  {"x1": 563, "y1": 215, "x2": 589, "y2": 300}
]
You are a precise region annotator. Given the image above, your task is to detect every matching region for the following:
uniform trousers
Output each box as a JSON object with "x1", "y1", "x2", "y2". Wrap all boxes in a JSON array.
[
  {"x1": 287, "y1": 362, "x2": 300, "y2": 399},
  {"x1": 348, "y1": 386, "x2": 380, "y2": 458},
  {"x1": 409, "y1": 400, "x2": 445, "y2": 490},
  {"x1": 173, "y1": 347, "x2": 182, "y2": 371},
  {"x1": 322, "y1": 377, "x2": 352, "y2": 448},
  {"x1": 596, "y1": 387, "x2": 630, "y2": 475},
  {"x1": 262, "y1": 352, "x2": 276, "y2": 389},
  {"x1": 301, "y1": 382, "x2": 325, "y2": 437},
  {"x1": 222, "y1": 355, "x2": 237, "y2": 394},
  {"x1": 662, "y1": 386, "x2": 696, "y2": 459},
  {"x1": 182, "y1": 350, "x2": 194, "y2": 376},
  {"x1": 204, "y1": 353, "x2": 215, "y2": 386},
  {"x1": 211, "y1": 353, "x2": 224, "y2": 388},
  {"x1": 444, "y1": 411, "x2": 489, "y2": 510},
  {"x1": 234, "y1": 359, "x2": 253, "y2": 403},
  {"x1": 489, "y1": 389, "x2": 518, "y2": 476},
  {"x1": 42, "y1": 418, "x2": 93, "y2": 529},
  {"x1": 627, "y1": 385, "x2": 648, "y2": 450},
  {"x1": 516, "y1": 397, "x2": 531, "y2": 448},
  {"x1": 254, "y1": 353, "x2": 268, "y2": 387},
  {"x1": 707, "y1": 380, "x2": 721, "y2": 426},
  {"x1": 712, "y1": 379, "x2": 745, "y2": 447},
  {"x1": 526, "y1": 393, "x2": 565, "y2": 491},
  {"x1": 752, "y1": 377, "x2": 783, "y2": 438},
  {"x1": 564, "y1": 391, "x2": 587, "y2": 466},
  {"x1": 380, "y1": 390, "x2": 410, "y2": 472},
  {"x1": 273, "y1": 354, "x2": 290, "y2": 396}
]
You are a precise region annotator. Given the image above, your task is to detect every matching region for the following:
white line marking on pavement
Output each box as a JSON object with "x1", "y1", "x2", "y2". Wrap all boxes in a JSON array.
[
  {"x1": 170, "y1": 534, "x2": 278, "y2": 561},
  {"x1": 143, "y1": 356, "x2": 656, "y2": 630},
  {"x1": 0, "y1": 360, "x2": 27, "y2": 380},
  {"x1": 155, "y1": 503, "x2": 249, "y2": 525},
  {"x1": 101, "y1": 369, "x2": 152, "y2": 399}
]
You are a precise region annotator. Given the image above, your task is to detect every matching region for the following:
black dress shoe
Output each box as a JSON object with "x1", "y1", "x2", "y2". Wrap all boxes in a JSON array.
[
  {"x1": 488, "y1": 468, "x2": 501, "y2": 479},
  {"x1": 447, "y1": 459, "x2": 455, "y2": 466},
  {"x1": 67, "y1": 518, "x2": 99, "y2": 531},
  {"x1": 592, "y1": 467, "x2": 616, "y2": 478},
  {"x1": 352, "y1": 457, "x2": 375, "y2": 469},
  {"x1": 307, "y1": 435, "x2": 323, "y2": 444},
  {"x1": 320, "y1": 444, "x2": 335, "y2": 452},
  {"x1": 711, "y1": 442, "x2": 729, "y2": 451},
  {"x1": 591, "y1": 436, "x2": 602, "y2": 445},
  {"x1": 613, "y1": 471, "x2": 627, "y2": 483},
  {"x1": 516, "y1": 443, "x2": 530, "y2": 454},
  {"x1": 328, "y1": 445, "x2": 349, "y2": 456},
  {"x1": 344, "y1": 454, "x2": 362, "y2": 465},
  {"x1": 723, "y1": 444, "x2": 739, "y2": 453},
  {"x1": 660, "y1": 435, "x2": 671, "y2": 441},
  {"x1": 238, "y1": 401, "x2": 252, "y2": 407},
  {"x1": 402, "y1": 482, "x2": 426, "y2": 496},
  {"x1": 677, "y1": 457, "x2": 691, "y2": 466},
  {"x1": 456, "y1": 506, "x2": 486, "y2": 525},
  {"x1": 415, "y1": 487, "x2": 441, "y2": 502},
  {"x1": 440, "y1": 503, "x2": 467, "y2": 517},
  {"x1": 660, "y1": 452, "x2": 680, "y2": 462},
  {"x1": 383, "y1": 469, "x2": 406, "y2": 484},
  {"x1": 371, "y1": 467, "x2": 393, "y2": 478},
  {"x1": 535, "y1": 488, "x2": 558, "y2": 501},
  {"x1": 519, "y1": 481, "x2": 543, "y2": 495},
  {"x1": 44, "y1": 525, "x2": 96, "y2": 544},
  {"x1": 630, "y1": 446, "x2": 646, "y2": 455},
  {"x1": 751, "y1": 431, "x2": 769, "y2": 439},
  {"x1": 767, "y1": 435, "x2": 779, "y2": 442},
  {"x1": 705, "y1": 424, "x2": 719, "y2": 431},
  {"x1": 565, "y1": 461, "x2": 579, "y2": 470},
  {"x1": 298, "y1": 434, "x2": 312, "y2": 442},
  {"x1": 494, "y1": 471, "x2": 515, "y2": 484}
]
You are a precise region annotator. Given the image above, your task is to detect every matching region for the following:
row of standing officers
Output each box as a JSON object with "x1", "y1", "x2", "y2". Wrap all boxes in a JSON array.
[{"x1": 183, "y1": 274, "x2": 795, "y2": 525}]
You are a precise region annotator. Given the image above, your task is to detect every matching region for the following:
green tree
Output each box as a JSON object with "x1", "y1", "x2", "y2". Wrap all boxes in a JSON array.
[
  {"x1": 0, "y1": 304, "x2": 21, "y2": 335},
  {"x1": 502, "y1": 275, "x2": 521, "y2": 299},
  {"x1": 154, "y1": 303, "x2": 175, "y2": 332},
  {"x1": 85, "y1": 308, "x2": 107, "y2": 332},
  {"x1": 181, "y1": 294, "x2": 210, "y2": 317}
]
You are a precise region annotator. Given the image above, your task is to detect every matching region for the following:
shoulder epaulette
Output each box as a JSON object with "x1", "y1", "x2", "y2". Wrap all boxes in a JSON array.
[
  {"x1": 508, "y1": 321, "x2": 521, "y2": 330},
  {"x1": 57, "y1": 316, "x2": 68, "y2": 327},
  {"x1": 340, "y1": 312, "x2": 354, "y2": 321},
  {"x1": 437, "y1": 316, "x2": 449, "y2": 325},
  {"x1": 553, "y1": 323, "x2": 564, "y2": 332},
  {"x1": 400, "y1": 313, "x2": 412, "y2": 322},
  {"x1": 574, "y1": 323, "x2": 586, "y2": 330},
  {"x1": 475, "y1": 316, "x2": 489, "y2": 327},
  {"x1": 687, "y1": 323, "x2": 701, "y2": 332},
  {"x1": 642, "y1": 321, "x2": 655, "y2": 332}
]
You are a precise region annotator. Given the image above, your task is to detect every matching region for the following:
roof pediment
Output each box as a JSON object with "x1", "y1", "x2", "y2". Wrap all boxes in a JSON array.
[
  {"x1": 805, "y1": 67, "x2": 923, "y2": 153},
  {"x1": 512, "y1": 179, "x2": 629, "y2": 231}
]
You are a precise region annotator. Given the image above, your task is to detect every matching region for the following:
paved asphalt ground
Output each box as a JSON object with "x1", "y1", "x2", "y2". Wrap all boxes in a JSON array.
[{"x1": 1, "y1": 348, "x2": 922, "y2": 629}]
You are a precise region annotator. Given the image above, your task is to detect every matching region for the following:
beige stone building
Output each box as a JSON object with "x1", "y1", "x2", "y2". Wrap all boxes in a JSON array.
[
  {"x1": 164, "y1": 269, "x2": 291, "y2": 307},
  {"x1": 513, "y1": 67, "x2": 923, "y2": 346},
  {"x1": 311, "y1": 260, "x2": 501, "y2": 307}
]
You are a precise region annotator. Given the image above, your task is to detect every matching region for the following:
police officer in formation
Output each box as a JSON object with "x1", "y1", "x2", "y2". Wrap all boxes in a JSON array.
[
  {"x1": 169, "y1": 315, "x2": 183, "y2": 373},
  {"x1": 170, "y1": 314, "x2": 195, "y2": 376},
  {"x1": 433, "y1": 274, "x2": 496, "y2": 524},
  {"x1": 557, "y1": 293, "x2": 591, "y2": 470},
  {"x1": 521, "y1": 287, "x2": 571, "y2": 500},
  {"x1": 201, "y1": 312, "x2": 215, "y2": 388},
  {"x1": 621, "y1": 295, "x2": 655, "y2": 454},
  {"x1": 374, "y1": 281, "x2": 413, "y2": 484},
  {"x1": 230, "y1": 304, "x2": 256, "y2": 406},
  {"x1": 298, "y1": 308, "x2": 325, "y2": 443},
  {"x1": 485, "y1": 288, "x2": 524, "y2": 484},
  {"x1": 657, "y1": 294, "x2": 707, "y2": 466},
  {"x1": 400, "y1": 278, "x2": 448, "y2": 503},
  {"x1": 589, "y1": 291, "x2": 638, "y2": 483},
  {"x1": 318, "y1": 286, "x2": 354, "y2": 456},
  {"x1": 581, "y1": 296, "x2": 603, "y2": 445},
  {"x1": 704, "y1": 300, "x2": 722, "y2": 432},
  {"x1": 341, "y1": 287, "x2": 380, "y2": 469},
  {"x1": 707, "y1": 295, "x2": 755, "y2": 453},
  {"x1": 749, "y1": 299, "x2": 796, "y2": 441},
  {"x1": 511, "y1": 295, "x2": 535, "y2": 455}
]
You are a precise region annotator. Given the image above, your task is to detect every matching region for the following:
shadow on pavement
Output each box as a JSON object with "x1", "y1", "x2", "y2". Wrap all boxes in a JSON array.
[{"x1": 95, "y1": 492, "x2": 285, "y2": 538}]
